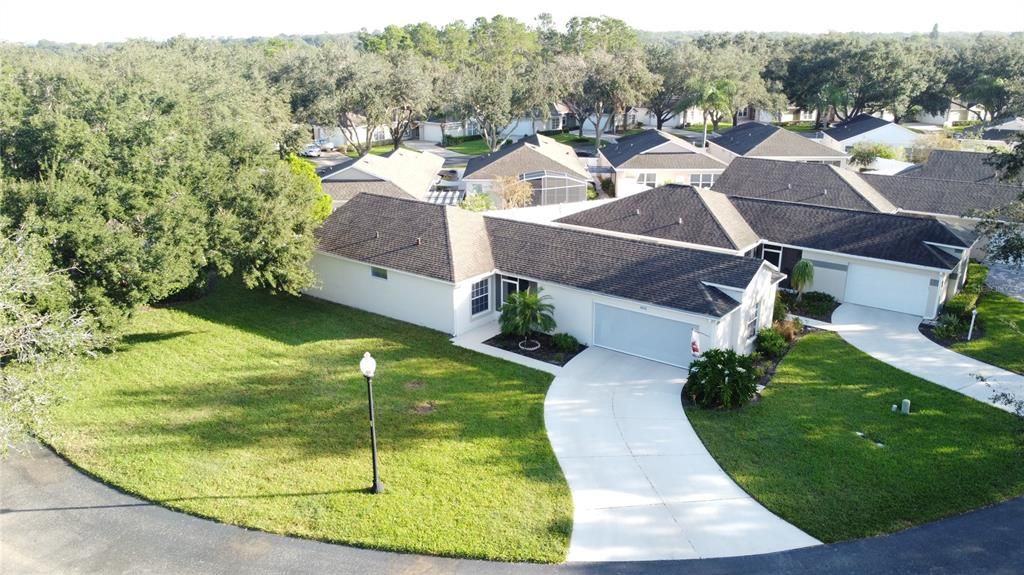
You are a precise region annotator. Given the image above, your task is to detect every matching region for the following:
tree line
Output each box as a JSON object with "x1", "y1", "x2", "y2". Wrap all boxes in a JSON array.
[{"x1": 271, "y1": 17, "x2": 1024, "y2": 155}]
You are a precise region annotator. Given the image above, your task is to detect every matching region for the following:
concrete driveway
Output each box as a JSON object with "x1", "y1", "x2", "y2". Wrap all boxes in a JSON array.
[
  {"x1": 403, "y1": 139, "x2": 472, "y2": 167},
  {"x1": 831, "y1": 304, "x2": 1024, "y2": 410},
  {"x1": 545, "y1": 348, "x2": 819, "y2": 562}
]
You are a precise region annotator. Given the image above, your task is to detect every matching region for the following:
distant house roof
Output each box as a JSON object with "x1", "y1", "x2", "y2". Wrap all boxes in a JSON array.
[
  {"x1": 315, "y1": 194, "x2": 494, "y2": 283},
  {"x1": 713, "y1": 122, "x2": 847, "y2": 158},
  {"x1": 321, "y1": 149, "x2": 444, "y2": 207},
  {"x1": 825, "y1": 114, "x2": 902, "y2": 141},
  {"x1": 862, "y1": 174, "x2": 1023, "y2": 217},
  {"x1": 485, "y1": 217, "x2": 762, "y2": 317},
  {"x1": 897, "y1": 150, "x2": 1006, "y2": 183},
  {"x1": 729, "y1": 197, "x2": 967, "y2": 269},
  {"x1": 463, "y1": 134, "x2": 590, "y2": 180},
  {"x1": 711, "y1": 157, "x2": 896, "y2": 212},
  {"x1": 599, "y1": 129, "x2": 727, "y2": 171},
  {"x1": 556, "y1": 185, "x2": 756, "y2": 250}
]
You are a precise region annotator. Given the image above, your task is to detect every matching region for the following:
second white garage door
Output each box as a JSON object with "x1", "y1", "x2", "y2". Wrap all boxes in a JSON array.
[
  {"x1": 844, "y1": 264, "x2": 931, "y2": 316},
  {"x1": 593, "y1": 303, "x2": 695, "y2": 368}
]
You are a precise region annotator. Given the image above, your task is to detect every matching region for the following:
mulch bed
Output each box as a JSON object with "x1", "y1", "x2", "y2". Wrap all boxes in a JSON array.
[
  {"x1": 483, "y1": 332, "x2": 586, "y2": 367},
  {"x1": 918, "y1": 321, "x2": 985, "y2": 348},
  {"x1": 781, "y1": 292, "x2": 840, "y2": 323}
]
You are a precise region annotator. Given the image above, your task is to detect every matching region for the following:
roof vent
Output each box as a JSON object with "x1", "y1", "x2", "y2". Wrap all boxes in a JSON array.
[
  {"x1": 823, "y1": 188, "x2": 828, "y2": 196},
  {"x1": 375, "y1": 231, "x2": 381, "y2": 239},
  {"x1": 416, "y1": 237, "x2": 422, "y2": 245},
  {"x1": 787, "y1": 183, "x2": 792, "y2": 190},
  {"x1": 635, "y1": 208, "x2": 641, "y2": 216},
  {"x1": 677, "y1": 217, "x2": 683, "y2": 225}
]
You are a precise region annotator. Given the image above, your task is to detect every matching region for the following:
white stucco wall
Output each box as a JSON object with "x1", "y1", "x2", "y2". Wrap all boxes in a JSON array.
[
  {"x1": 792, "y1": 248, "x2": 950, "y2": 319},
  {"x1": 614, "y1": 168, "x2": 725, "y2": 195},
  {"x1": 306, "y1": 252, "x2": 456, "y2": 334},
  {"x1": 452, "y1": 273, "x2": 500, "y2": 337}
]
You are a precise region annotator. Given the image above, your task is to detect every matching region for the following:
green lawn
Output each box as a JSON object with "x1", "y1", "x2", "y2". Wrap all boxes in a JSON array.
[
  {"x1": 47, "y1": 281, "x2": 571, "y2": 562},
  {"x1": 444, "y1": 139, "x2": 492, "y2": 156},
  {"x1": 345, "y1": 144, "x2": 399, "y2": 158},
  {"x1": 687, "y1": 331, "x2": 1024, "y2": 543},
  {"x1": 778, "y1": 122, "x2": 818, "y2": 133},
  {"x1": 952, "y1": 289, "x2": 1024, "y2": 375}
]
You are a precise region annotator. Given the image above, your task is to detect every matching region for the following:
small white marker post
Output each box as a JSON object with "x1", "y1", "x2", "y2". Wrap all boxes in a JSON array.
[{"x1": 967, "y1": 308, "x2": 978, "y2": 341}]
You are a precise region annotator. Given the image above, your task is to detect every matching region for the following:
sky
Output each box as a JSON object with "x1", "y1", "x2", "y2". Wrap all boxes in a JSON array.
[{"x1": 1, "y1": 0, "x2": 1022, "y2": 44}]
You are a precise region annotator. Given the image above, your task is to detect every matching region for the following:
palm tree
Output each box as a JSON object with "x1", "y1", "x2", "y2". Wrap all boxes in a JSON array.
[
  {"x1": 790, "y1": 259, "x2": 815, "y2": 302},
  {"x1": 499, "y1": 289, "x2": 556, "y2": 343}
]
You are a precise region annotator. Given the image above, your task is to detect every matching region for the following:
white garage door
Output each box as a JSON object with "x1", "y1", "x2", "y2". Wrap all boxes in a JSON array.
[
  {"x1": 593, "y1": 303, "x2": 695, "y2": 368},
  {"x1": 844, "y1": 264, "x2": 930, "y2": 316}
]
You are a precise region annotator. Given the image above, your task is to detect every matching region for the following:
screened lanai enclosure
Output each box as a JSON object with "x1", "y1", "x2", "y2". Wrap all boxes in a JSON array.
[{"x1": 519, "y1": 170, "x2": 589, "y2": 205}]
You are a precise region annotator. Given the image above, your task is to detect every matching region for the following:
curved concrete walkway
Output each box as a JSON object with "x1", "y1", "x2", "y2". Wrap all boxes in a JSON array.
[
  {"x1": 830, "y1": 304, "x2": 1024, "y2": 411},
  {"x1": 544, "y1": 348, "x2": 819, "y2": 562}
]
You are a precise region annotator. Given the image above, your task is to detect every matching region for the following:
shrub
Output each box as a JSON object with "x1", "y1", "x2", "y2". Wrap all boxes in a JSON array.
[
  {"x1": 772, "y1": 292, "x2": 789, "y2": 323},
  {"x1": 687, "y1": 349, "x2": 758, "y2": 409},
  {"x1": 443, "y1": 134, "x2": 483, "y2": 145},
  {"x1": 962, "y1": 262, "x2": 988, "y2": 295},
  {"x1": 599, "y1": 177, "x2": 615, "y2": 197},
  {"x1": 586, "y1": 185, "x2": 598, "y2": 200},
  {"x1": 775, "y1": 318, "x2": 803, "y2": 342},
  {"x1": 756, "y1": 328, "x2": 788, "y2": 359},
  {"x1": 459, "y1": 192, "x2": 494, "y2": 212},
  {"x1": 551, "y1": 332, "x2": 580, "y2": 353},
  {"x1": 933, "y1": 312, "x2": 966, "y2": 340},
  {"x1": 499, "y1": 289, "x2": 556, "y2": 340}
]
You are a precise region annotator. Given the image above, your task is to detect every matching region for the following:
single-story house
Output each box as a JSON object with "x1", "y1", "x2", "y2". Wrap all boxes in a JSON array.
[
  {"x1": 598, "y1": 129, "x2": 728, "y2": 196},
  {"x1": 896, "y1": 150, "x2": 1010, "y2": 184},
  {"x1": 822, "y1": 114, "x2": 920, "y2": 156},
  {"x1": 913, "y1": 102, "x2": 986, "y2": 127},
  {"x1": 635, "y1": 106, "x2": 704, "y2": 129},
  {"x1": 707, "y1": 122, "x2": 850, "y2": 166},
  {"x1": 307, "y1": 193, "x2": 784, "y2": 368},
  {"x1": 320, "y1": 148, "x2": 445, "y2": 208},
  {"x1": 711, "y1": 157, "x2": 897, "y2": 212},
  {"x1": 314, "y1": 113, "x2": 393, "y2": 149},
  {"x1": 736, "y1": 104, "x2": 816, "y2": 125},
  {"x1": 557, "y1": 185, "x2": 973, "y2": 319},
  {"x1": 505, "y1": 103, "x2": 579, "y2": 138},
  {"x1": 417, "y1": 117, "x2": 481, "y2": 143},
  {"x1": 462, "y1": 134, "x2": 591, "y2": 207},
  {"x1": 965, "y1": 117, "x2": 1024, "y2": 143}
]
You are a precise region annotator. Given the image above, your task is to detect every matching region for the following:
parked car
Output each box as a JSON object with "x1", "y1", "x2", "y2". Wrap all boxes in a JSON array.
[
  {"x1": 299, "y1": 144, "x2": 322, "y2": 158},
  {"x1": 317, "y1": 139, "x2": 337, "y2": 152},
  {"x1": 575, "y1": 149, "x2": 597, "y2": 158}
]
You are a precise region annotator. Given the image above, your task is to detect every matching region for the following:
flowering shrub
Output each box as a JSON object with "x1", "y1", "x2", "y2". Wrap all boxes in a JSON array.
[{"x1": 686, "y1": 348, "x2": 758, "y2": 409}]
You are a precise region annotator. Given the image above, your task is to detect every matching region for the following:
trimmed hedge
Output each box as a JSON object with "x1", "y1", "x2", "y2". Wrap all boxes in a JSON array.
[
  {"x1": 945, "y1": 262, "x2": 988, "y2": 320},
  {"x1": 443, "y1": 134, "x2": 483, "y2": 145}
]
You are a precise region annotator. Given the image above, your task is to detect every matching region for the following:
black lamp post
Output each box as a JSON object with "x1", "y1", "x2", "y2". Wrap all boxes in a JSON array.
[{"x1": 359, "y1": 352, "x2": 384, "y2": 494}]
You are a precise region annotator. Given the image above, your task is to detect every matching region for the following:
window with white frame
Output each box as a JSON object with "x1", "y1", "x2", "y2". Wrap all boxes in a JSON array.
[
  {"x1": 548, "y1": 117, "x2": 561, "y2": 131},
  {"x1": 371, "y1": 266, "x2": 388, "y2": 280},
  {"x1": 746, "y1": 301, "x2": 761, "y2": 339},
  {"x1": 470, "y1": 278, "x2": 489, "y2": 315},
  {"x1": 637, "y1": 173, "x2": 657, "y2": 187},
  {"x1": 762, "y1": 244, "x2": 783, "y2": 268},
  {"x1": 689, "y1": 173, "x2": 715, "y2": 187}
]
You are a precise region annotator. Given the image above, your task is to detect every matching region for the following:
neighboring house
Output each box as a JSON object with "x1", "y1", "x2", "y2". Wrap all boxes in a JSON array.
[
  {"x1": 598, "y1": 129, "x2": 728, "y2": 196},
  {"x1": 913, "y1": 102, "x2": 986, "y2": 127},
  {"x1": 320, "y1": 148, "x2": 445, "y2": 208},
  {"x1": 635, "y1": 106, "x2": 704, "y2": 129},
  {"x1": 314, "y1": 114, "x2": 393, "y2": 149},
  {"x1": 896, "y1": 150, "x2": 1010, "y2": 184},
  {"x1": 711, "y1": 157, "x2": 897, "y2": 212},
  {"x1": 966, "y1": 117, "x2": 1024, "y2": 143},
  {"x1": 581, "y1": 108, "x2": 640, "y2": 135},
  {"x1": 736, "y1": 105, "x2": 816, "y2": 125},
  {"x1": 862, "y1": 173, "x2": 1022, "y2": 228},
  {"x1": 505, "y1": 103, "x2": 579, "y2": 138},
  {"x1": 417, "y1": 117, "x2": 481, "y2": 143},
  {"x1": 557, "y1": 185, "x2": 972, "y2": 318},
  {"x1": 307, "y1": 193, "x2": 783, "y2": 368},
  {"x1": 822, "y1": 114, "x2": 920, "y2": 156},
  {"x1": 462, "y1": 134, "x2": 591, "y2": 207},
  {"x1": 707, "y1": 122, "x2": 849, "y2": 166}
]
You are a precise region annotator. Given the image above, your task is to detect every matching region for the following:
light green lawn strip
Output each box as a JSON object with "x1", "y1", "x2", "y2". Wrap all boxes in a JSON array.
[
  {"x1": 687, "y1": 331, "x2": 1024, "y2": 543},
  {"x1": 444, "y1": 139, "x2": 492, "y2": 156},
  {"x1": 952, "y1": 290, "x2": 1024, "y2": 375},
  {"x1": 48, "y1": 281, "x2": 571, "y2": 563}
]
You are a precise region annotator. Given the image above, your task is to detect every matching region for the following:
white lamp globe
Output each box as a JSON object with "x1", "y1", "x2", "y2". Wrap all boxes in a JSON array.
[{"x1": 359, "y1": 352, "x2": 377, "y2": 378}]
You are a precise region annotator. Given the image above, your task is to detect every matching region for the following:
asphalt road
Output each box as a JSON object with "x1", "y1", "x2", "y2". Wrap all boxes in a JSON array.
[{"x1": 2, "y1": 443, "x2": 1023, "y2": 574}]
